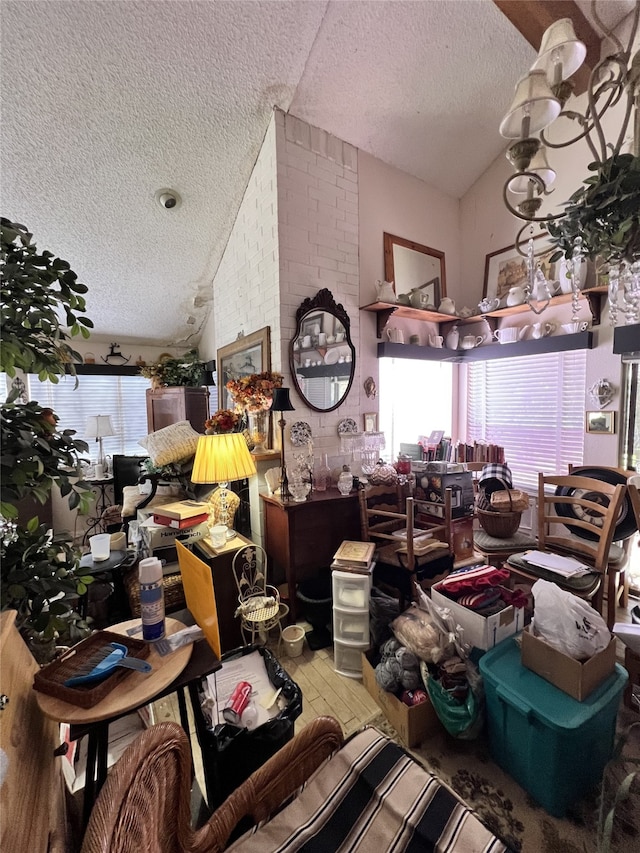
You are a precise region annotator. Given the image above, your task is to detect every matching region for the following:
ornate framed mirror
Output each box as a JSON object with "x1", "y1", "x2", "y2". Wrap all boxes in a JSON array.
[
  {"x1": 384, "y1": 232, "x2": 446, "y2": 308},
  {"x1": 289, "y1": 288, "x2": 356, "y2": 413}
]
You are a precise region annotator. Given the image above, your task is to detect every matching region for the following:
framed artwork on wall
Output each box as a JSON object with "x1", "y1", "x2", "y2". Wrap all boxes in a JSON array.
[
  {"x1": 483, "y1": 233, "x2": 559, "y2": 302},
  {"x1": 363, "y1": 412, "x2": 378, "y2": 433},
  {"x1": 217, "y1": 326, "x2": 271, "y2": 412},
  {"x1": 586, "y1": 410, "x2": 616, "y2": 434}
]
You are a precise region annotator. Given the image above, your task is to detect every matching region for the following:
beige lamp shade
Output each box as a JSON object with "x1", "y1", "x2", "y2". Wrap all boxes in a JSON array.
[
  {"x1": 191, "y1": 433, "x2": 257, "y2": 484},
  {"x1": 499, "y1": 70, "x2": 561, "y2": 139},
  {"x1": 532, "y1": 18, "x2": 586, "y2": 83},
  {"x1": 507, "y1": 145, "x2": 557, "y2": 194},
  {"x1": 84, "y1": 414, "x2": 115, "y2": 438}
]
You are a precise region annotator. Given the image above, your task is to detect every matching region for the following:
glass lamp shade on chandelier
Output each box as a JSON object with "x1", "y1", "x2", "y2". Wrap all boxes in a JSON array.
[
  {"x1": 191, "y1": 433, "x2": 257, "y2": 535},
  {"x1": 499, "y1": 5, "x2": 640, "y2": 326}
]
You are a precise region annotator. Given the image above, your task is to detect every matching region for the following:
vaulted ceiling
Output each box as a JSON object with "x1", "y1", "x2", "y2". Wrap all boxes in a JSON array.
[{"x1": 1, "y1": 1, "x2": 634, "y2": 346}]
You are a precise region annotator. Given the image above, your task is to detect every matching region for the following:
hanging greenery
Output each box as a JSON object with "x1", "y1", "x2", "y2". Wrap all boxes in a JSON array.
[{"x1": 139, "y1": 349, "x2": 206, "y2": 388}]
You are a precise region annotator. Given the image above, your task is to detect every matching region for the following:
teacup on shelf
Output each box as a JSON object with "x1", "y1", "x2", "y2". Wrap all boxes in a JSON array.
[{"x1": 561, "y1": 321, "x2": 589, "y2": 334}]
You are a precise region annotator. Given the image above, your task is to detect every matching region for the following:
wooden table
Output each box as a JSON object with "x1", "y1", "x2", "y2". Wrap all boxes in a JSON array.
[
  {"x1": 260, "y1": 490, "x2": 361, "y2": 621},
  {"x1": 36, "y1": 615, "x2": 220, "y2": 826}
]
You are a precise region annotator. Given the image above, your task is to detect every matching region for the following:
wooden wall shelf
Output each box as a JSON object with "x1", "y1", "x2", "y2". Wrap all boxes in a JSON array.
[{"x1": 362, "y1": 288, "x2": 609, "y2": 338}]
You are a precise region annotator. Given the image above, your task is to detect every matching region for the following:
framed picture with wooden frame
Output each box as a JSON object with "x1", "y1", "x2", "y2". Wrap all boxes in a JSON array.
[
  {"x1": 585, "y1": 410, "x2": 616, "y2": 434},
  {"x1": 217, "y1": 326, "x2": 271, "y2": 413},
  {"x1": 363, "y1": 412, "x2": 378, "y2": 433},
  {"x1": 483, "y1": 232, "x2": 558, "y2": 303}
]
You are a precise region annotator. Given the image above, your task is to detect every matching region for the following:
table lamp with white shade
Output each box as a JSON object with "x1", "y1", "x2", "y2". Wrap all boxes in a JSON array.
[
  {"x1": 191, "y1": 433, "x2": 257, "y2": 536},
  {"x1": 84, "y1": 415, "x2": 115, "y2": 471}
]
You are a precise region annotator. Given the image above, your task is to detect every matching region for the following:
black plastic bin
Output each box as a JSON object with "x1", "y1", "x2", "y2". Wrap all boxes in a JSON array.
[{"x1": 189, "y1": 644, "x2": 302, "y2": 812}]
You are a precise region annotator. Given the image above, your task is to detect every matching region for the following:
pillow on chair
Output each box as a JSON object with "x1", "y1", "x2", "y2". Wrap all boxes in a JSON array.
[{"x1": 138, "y1": 420, "x2": 200, "y2": 466}]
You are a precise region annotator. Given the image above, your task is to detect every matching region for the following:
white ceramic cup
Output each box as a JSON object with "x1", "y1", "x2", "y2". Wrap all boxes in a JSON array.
[
  {"x1": 561, "y1": 321, "x2": 589, "y2": 334},
  {"x1": 336, "y1": 331, "x2": 345, "y2": 342},
  {"x1": 210, "y1": 524, "x2": 228, "y2": 549},
  {"x1": 89, "y1": 533, "x2": 111, "y2": 562},
  {"x1": 428, "y1": 335, "x2": 444, "y2": 348},
  {"x1": 531, "y1": 322, "x2": 555, "y2": 339},
  {"x1": 494, "y1": 327, "x2": 519, "y2": 344},
  {"x1": 302, "y1": 334, "x2": 311, "y2": 348},
  {"x1": 318, "y1": 332, "x2": 327, "y2": 346}
]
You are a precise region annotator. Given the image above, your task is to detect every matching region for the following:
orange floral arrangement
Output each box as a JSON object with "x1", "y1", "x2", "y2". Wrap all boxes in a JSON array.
[
  {"x1": 205, "y1": 409, "x2": 242, "y2": 433},
  {"x1": 226, "y1": 371, "x2": 283, "y2": 412}
]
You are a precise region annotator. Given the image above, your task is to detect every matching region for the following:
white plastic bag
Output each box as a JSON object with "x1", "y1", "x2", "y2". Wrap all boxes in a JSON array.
[{"x1": 531, "y1": 579, "x2": 611, "y2": 660}]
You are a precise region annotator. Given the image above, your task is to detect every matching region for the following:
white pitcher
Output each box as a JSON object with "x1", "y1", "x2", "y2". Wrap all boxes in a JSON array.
[
  {"x1": 375, "y1": 279, "x2": 396, "y2": 303},
  {"x1": 385, "y1": 327, "x2": 405, "y2": 344}
]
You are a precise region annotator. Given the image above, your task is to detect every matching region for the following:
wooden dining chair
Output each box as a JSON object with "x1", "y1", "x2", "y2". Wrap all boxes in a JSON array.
[
  {"x1": 358, "y1": 484, "x2": 453, "y2": 608},
  {"x1": 506, "y1": 472, "x2": 627, "y2": 627}
]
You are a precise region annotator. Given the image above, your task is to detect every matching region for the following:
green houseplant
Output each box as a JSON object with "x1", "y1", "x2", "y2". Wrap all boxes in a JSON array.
[
  {"x1": 547, "y1": 153, "x2": 640, "y2": 264},
  {"x1": 139, "y1": 348, "x2": 206, "y2": 388},
  {"x1": 1, "y1": 217, "x2": 96, "y2": 646}
]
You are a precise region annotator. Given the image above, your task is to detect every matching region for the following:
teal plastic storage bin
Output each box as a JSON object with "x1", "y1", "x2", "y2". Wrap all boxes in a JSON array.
[{"x1": 479, "y1": 637, "x2": 627, "y2": 817}]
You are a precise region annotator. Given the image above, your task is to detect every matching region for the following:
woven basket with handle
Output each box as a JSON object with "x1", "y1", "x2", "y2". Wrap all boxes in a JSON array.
[{"x1": 477, "y1": 480, "x2": 522, "y2": 538}]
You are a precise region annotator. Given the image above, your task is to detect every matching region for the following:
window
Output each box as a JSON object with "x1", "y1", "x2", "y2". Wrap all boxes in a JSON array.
[
  {"x1": 28, "y1": 373, "x2": 151, "y2": 463},
  {"x1": 379, "y1": 359, "x2": 454, "y2": 460},
  {"x1": 464, "y1": 351, "x2": 586, "y2": 491}
]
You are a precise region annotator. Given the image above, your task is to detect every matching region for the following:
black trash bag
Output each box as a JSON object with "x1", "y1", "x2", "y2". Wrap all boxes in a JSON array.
[
  {"x1": 191, "y1": 644, "x2": 302, "y2": 812},
  {"x1": 370, "y1": 586, "x2": 401, "y2": 648}
]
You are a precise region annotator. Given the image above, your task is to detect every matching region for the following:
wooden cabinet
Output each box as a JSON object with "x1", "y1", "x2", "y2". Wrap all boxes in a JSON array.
[
  {"x1": 260, "y1": 490, "x2": 362, "y2": 621},
  {"x1": 146, "y1": 386, "x2": 209, "y2": 432}
]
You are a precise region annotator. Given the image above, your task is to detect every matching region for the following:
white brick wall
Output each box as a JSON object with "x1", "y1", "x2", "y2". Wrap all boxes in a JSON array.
[
  {"x1": 276, "y1": 111, "x2": 361, "y2": 457},
  {"x1": 211, "y1": 115, "x2": 282, "y2": 369}
]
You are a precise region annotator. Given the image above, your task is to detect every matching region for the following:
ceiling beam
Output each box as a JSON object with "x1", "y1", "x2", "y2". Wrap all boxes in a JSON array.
[{"x1": 493, "y1": 1, "x2": 602, "y2": 94}]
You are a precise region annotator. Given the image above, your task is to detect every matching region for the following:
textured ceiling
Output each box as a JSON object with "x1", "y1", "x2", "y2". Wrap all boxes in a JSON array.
[{"x1": 0, "y1": 0, "x2": 634, "y2": 347}]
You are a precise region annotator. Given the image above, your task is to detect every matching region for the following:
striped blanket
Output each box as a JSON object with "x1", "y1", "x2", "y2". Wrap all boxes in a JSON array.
[{"x1": 228, "y1": 727, "x2": 510, "y2": 852}]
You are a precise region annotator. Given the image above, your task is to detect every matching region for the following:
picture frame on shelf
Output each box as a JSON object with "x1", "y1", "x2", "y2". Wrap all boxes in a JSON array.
[
  {"x1": 585, "y1": 410, "x2": 616, "y2": 434},
  {"x1": 363, "y1": 412, "x2": 378, "y2": 433},
  {"x1": 217, "y1": 327, "x2": 271, "y2": 412},
  {"x1": 483, "y1": 232, "x2": 558, "y2": 303}
]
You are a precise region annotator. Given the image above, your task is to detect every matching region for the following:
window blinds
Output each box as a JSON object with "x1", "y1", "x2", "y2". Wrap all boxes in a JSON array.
[
  {"x1": 465, "y1": 350, "x2": 586, "y2": 491},
  {"x1": 28, "y1": 373, "x2": 151, "y2": 462}
]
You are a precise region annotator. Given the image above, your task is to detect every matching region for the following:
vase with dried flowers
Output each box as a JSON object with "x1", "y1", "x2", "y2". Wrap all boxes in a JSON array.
[
  {"x1": 204, "y1": 409, "x2": 243, "y2": 435},
  {"x1": 226, "y1": 371, "x2": 283, "y2": 452}
]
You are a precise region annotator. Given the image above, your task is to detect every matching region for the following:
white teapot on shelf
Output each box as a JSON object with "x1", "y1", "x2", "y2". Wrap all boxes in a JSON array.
[
  {"x1": 506, "y1": 286, "x2": 526, "y2": 307},
  {"x1": 438, "y1": 296, "x2": 457, "y2": 315},
  {"x1": 375, "y1": 279, "x2": 397, "y2": 303},
  {"x1": 478, "y1": 296, "x2": 500, "y2": 313}
]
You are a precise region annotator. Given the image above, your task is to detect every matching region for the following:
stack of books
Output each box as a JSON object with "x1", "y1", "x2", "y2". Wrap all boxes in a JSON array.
[
  {"x1": 330, "y1": 540, "x2": 376, "y2": 575},
  {"x1": 152, "y1": 500, "x2": 210, "y2": 530}
]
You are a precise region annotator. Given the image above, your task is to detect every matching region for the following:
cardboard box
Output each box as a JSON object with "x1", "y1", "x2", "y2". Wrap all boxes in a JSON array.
[
  {"x1": 361, "y1": 650, "x2": 441, "y2": 748},
  {"x1": 414, "y1": 471, "x2": 474, "y2": 518},
  {"x1": 521, "y1": 624, "x2": 617, "y2": 701},
  {"x1": 141, "y1": 519, "x2": 207, "y2": 551},
  {"x1": 431, "y1": 584, "x2": 525, "y2": 651}
]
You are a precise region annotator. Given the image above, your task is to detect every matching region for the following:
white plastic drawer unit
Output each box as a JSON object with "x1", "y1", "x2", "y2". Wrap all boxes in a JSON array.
[
  {"x1": 333, "y1": 606, "x2": 370, "y2": 644},
  {"x1": 333, "y1": 639, "x2": 369, "y2": 678},
  {"x1": 332, "y1": 571, "x2": 371, "y2": 611}
]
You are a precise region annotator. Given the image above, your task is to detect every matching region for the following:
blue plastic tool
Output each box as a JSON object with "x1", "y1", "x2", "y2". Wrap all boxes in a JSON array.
[{"x1": 64, "y1": 642, "x2": 152, "y2": 687}]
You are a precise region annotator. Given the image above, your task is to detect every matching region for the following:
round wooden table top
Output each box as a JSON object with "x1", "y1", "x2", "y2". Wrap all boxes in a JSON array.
[{"x1": 35, "y1": 617, "x2": 192, "y2": 725}]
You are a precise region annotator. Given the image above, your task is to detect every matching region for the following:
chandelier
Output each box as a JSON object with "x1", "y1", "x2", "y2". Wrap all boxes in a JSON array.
[{"x1": 499, "y1": 2, "x2": 640, "y2": 326}]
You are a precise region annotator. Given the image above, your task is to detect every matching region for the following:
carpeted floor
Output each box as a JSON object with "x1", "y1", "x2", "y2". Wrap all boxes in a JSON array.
[{"x1": 367, "y1": 706, "x2": 639, "y2": 853}]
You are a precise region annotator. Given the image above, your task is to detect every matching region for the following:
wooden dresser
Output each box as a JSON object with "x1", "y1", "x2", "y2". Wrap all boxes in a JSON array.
[
  {"x1": 146, "y1": 386, "x2": 209, "y2": 433},
  {"x1": 260, "y1": 490, "x2": 361, "y2": 621}
]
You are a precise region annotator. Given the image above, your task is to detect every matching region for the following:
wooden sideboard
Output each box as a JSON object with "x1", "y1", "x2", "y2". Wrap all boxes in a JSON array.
[
  {"x1": 260, "y1": 490, "x2": 361, "y2": 621},
  {"x1": 146, "y1": 386, "x2": 209, "y2": 433}
]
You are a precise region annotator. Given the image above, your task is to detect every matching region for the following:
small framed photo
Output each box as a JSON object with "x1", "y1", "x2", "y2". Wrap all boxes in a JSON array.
[
  {"x1": 483, "y1": 232, "x2": 557, "y2": 302},
  {"x1": 363, "y1": 412, "x2": 378, "y2": 433},
  {"x1": 585, "y1": 411, "x2": 616, "y2": 434}
]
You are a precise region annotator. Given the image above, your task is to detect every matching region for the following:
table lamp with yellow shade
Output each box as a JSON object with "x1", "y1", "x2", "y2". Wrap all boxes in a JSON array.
[{"x1": 191, "y1": 433, "x2": 257, "y2": 538}]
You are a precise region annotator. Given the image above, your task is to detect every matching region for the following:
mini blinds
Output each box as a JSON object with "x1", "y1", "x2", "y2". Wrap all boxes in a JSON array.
[
  {"x1": 28, "y1": 373, "x2": 150, "y2": 462},
  {"x1": 465, "y1": 350, "x2": 586, "y2": 491}
]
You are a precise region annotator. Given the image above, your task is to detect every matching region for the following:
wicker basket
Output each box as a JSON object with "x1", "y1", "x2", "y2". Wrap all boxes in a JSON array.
[{"x1": 476, "y1": 508, "x2": 522, "y2": 539}]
